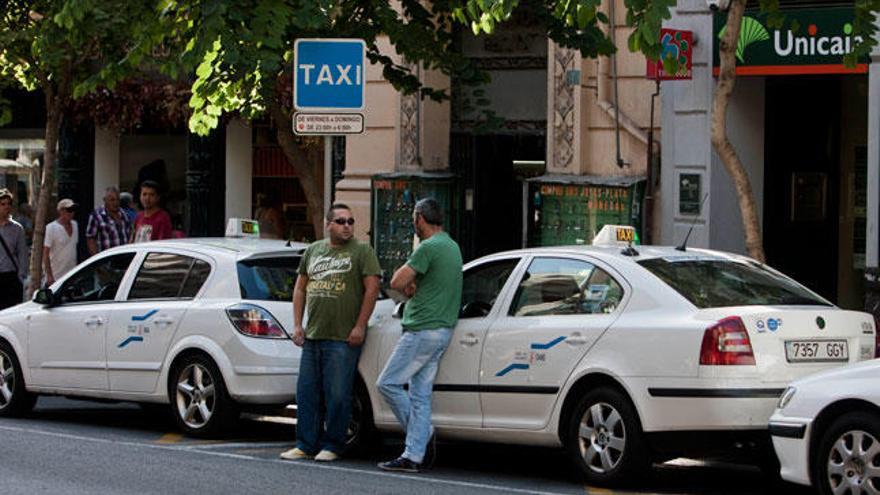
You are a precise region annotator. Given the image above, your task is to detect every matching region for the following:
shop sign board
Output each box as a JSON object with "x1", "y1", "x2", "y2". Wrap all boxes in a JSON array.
[
  {"x1": 646, "y1": 29, "x2": 693, "y2": 80},
  {"x1": 712, "y1": 7, "x2": 869, "y2": 75},
  {"x1": 294, "y1": 38, "x2": 366, "y2": 111}
]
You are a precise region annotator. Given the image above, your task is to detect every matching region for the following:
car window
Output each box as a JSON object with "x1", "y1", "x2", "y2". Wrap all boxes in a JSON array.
[
  {"x1": 460, "y1": 259, "x2": 520, "y2": 318},
  {"x1": 128, "y1": 253, "x2": 211, "y2": 300},
  {"x1": 509, "y1": 257, "x2": 624, "y2": 317},
  {"x1": 638, "y1": 257, "x2": 832, "y2": 308},
  {"x1": 59, "y1": 253, "x2": 135, "y2": 304},
  {"x1": 238, "y1": 256, "x2": 300, "y2": 301}
]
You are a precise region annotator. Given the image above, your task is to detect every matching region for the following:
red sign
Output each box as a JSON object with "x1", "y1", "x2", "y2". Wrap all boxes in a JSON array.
[{"x1": 646, "y1": 29, "x2": 693, "y2": 80}]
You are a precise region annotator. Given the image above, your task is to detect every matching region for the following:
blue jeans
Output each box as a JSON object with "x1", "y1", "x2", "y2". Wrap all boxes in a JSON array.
[
  {"x1": 376, "y1": 327, "x2": 452, "y2": 464},
  {"x1": 296, "y1": 339, "x2": 362, "y2": 455}
]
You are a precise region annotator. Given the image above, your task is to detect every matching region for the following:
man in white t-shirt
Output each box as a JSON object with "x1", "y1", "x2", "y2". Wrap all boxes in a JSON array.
[{"x1": 43, "y1": 198, "x2": 79, "y2": 286}]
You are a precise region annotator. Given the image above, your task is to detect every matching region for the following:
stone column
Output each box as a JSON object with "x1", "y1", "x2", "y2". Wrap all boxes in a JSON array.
[
  {"x1": 864, "y1": 18, "x2": 880, "y2": 328},
  {"x1": 546, "y1": 43, "x2": 581, "y2": 173}
]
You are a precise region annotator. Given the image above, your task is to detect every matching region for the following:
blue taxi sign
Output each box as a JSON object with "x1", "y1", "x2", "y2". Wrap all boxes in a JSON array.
[{"x1": 294, "y1": 39, "x2": 366, "y2": 111}]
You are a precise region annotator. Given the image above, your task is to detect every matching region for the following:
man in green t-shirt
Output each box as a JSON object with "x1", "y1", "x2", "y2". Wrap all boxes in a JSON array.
[
  {"x1": 280, "y1": 204, "x2": 381, "y2": 463},
  {"x1": 377, "y1": 198, "x2": 463, "y2": 473}
]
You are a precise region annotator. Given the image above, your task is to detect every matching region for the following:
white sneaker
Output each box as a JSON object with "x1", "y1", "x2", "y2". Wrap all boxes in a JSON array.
[
  {"x1": 280, "y1": 447, "x2": 312, "y2": 460},
  {"x1": 314, "y1": 450, "x2": 339, "y2": 462}
]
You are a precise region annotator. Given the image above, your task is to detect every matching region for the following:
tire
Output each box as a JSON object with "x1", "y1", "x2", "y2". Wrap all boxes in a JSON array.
[
  {"x1": 565, "y1": 387, "x2": 650, "y2": 486},
  {"x1": 814, "y1": 411, "x2": 880, "y2": 495},
  {"x1": 344, "y1": 380, "x2": 377, "y2": 456},
  {"x1": 168, "y1": 354, "x2": 237, "y2": 437},
  {"x1": 0, "y1": 342, "x2": 37, "y2": 417}
]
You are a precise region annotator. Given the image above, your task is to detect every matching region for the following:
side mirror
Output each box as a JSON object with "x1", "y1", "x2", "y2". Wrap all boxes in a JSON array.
[
  {"x1": 33, "y1": 288, "x2": 55, "y2": 306},
  {"x1": 392, "y1": 301, "x2": 406, "y2": 319}
]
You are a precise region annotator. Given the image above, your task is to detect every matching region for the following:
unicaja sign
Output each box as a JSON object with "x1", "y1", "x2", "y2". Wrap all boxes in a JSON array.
[
  {"x1": 712, "y1": 7, "x2": 868, "y2": 75},
  {"x1": 773, "y1": 22, "x2": 862, "y2": 57}
]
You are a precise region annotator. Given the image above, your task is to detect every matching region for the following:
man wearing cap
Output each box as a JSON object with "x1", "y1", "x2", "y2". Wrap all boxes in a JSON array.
[
  {"x1": 86, "y1": 186, "x2": 132, "y2": 255},
  {"x1": 43, "y1": 199, "x2": 79, "y2": 286},
  {"x1": 0, "y1": 188, "x2": 27, "y2": 310}
]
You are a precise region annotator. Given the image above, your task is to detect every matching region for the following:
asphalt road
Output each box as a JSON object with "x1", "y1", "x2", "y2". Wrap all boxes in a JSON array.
[{"x1": 0, "y1": 397, "x2": 815, "y2": 495}]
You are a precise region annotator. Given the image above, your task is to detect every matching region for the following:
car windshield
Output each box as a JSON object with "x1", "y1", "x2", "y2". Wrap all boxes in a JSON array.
[
  {"x1": 638, "y1": 256, "x2": 832, "y2": 308},
  {"x1": 237, "y1": 256, "x2": 300, "y2": 301}
]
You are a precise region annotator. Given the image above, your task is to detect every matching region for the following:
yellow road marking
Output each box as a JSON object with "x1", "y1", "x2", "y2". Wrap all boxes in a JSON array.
[
  {"x1": 584, "y1": 487, "x2": 615, "y2": 495},
  {"x1": 155, "y1": 432, "x2": 183, "y2": 444}
]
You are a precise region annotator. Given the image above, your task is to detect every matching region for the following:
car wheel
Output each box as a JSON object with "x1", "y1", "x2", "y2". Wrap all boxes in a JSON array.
[
  {"x1": 815, "y1": 411, "x2": 880, "y2": 495},
  {"x1": 345, "y1": 380, "x2": 377, "y2": 456},
  {"x1": 168, "y1": 354, "x2": 237, "y2": 437},
  {"x1": 0, "y1": 342, "x2": 36, "y2": 417},
  {"x1": 566, "y1": 387, "x2": 650, "y2": 486}
]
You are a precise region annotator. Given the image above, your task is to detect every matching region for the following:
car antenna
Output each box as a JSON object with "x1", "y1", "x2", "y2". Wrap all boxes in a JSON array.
[{"x1": 675, "y1": 193, "x2": 709, "y2": 252}]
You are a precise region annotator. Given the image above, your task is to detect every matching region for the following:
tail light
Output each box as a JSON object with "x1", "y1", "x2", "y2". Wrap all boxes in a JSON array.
[
  {"x1": 699, "y1": 316, "x2": 756, "y2": 365},
  {"x1": 226, "y1": 304, "x2": 288, "y2": 339}
]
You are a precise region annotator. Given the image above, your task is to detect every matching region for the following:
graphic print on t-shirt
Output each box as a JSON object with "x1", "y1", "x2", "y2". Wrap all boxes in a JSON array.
[{"x1": 307, "y1": 254, "x2": 353, "y2": 298}]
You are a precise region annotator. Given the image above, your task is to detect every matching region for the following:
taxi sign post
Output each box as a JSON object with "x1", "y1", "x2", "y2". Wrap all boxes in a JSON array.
[{"x1": 226, "y1": 218, "x2": 261, "y2": 238}]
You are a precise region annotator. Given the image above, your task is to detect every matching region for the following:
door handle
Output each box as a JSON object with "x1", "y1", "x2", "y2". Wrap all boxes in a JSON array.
[
  {"x1": 84, "y1": 316, "x2": 104, "y2": 327},
  {"x1": 566, "y1": 332, "x2": 588, "y2": 346},
  {"x1": 154, "y1": 318, "x2": 174, "y2": 326},
  {"x1": 459, "y1": 334, "x2": 480, "y2": 346}
]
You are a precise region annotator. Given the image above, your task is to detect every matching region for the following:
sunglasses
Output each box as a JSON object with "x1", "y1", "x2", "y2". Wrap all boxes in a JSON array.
[{"x1": 332, "y1": 217, "x2": 355, "y2": 226}]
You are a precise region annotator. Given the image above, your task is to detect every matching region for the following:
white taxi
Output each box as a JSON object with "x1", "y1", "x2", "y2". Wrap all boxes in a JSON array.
[
  {"x1": 769, "y1": 358, "x2": 880, "y2": 494},
  {"x1": 351, "y1": 226, "x2": 876, "y2": 485},
  {"x1": 0, "y1": 222, "x2": 306, "y2": 436}
]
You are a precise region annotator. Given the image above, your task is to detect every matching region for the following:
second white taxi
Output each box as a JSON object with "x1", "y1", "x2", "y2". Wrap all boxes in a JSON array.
[{"x1": 350, "y1": 226, "x2": 876, "y2": 485}]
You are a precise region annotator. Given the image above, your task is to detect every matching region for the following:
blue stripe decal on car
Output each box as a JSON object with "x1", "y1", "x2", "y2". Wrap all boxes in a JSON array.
[
  {"x1": 530, "y1": 336, "x2": 566, "y2": 350},
  {"x1": 118, "y1": 336, "x2": 144, "y2": 348},
  {"x1": 132, "y1": 309, "x2": 158, "y2": 322},
  {"x1": 495, "y1": 363, "x2": 530, "y2": 377}
]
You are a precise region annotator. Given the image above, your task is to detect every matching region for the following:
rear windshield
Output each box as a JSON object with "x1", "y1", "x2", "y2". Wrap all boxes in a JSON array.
[
  {"x1": 238, "y1": 256, "x2": 300, "y2": 301},
  {"x1": 638, "y1": 256, "x2": 832, "y2": 308}
]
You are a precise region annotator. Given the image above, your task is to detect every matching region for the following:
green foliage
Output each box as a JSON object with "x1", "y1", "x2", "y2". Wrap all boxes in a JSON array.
[{"x1": 0, "y1": 0, "x2": 171, "y2": 109}]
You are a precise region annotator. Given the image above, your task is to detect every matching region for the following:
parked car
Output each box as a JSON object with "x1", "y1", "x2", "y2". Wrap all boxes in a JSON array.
[
  {"x1": 770, "y1": 358, "x2": 880, "y2": 495},
  {"x1": 0, "y1": 236, "x2": 310, "y2": 436},
  {"x1": 350, "y1": 227, "x2": 876, "y2": 485}
]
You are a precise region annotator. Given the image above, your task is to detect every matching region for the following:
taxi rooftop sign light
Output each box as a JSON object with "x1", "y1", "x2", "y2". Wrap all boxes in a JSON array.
[
  {"x1": 226, "y1": 218, "x2": 260, "y2": 238},
  {"x1": 592, "y1": 225, "x2": 640, "y2": 247}
]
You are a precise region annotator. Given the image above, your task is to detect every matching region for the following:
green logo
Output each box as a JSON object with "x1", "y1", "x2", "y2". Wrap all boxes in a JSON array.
[{"x1": 719, "y1": 16, "x2": 770, "y2": 63}]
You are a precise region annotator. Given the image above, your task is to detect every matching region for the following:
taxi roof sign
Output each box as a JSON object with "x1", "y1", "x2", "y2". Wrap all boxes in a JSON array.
[
  {"x1": 592, "y1": 225, "x2": 639, "y2": 247},
  {"x1": 226, "y1": 218, "x2": 260, "y2": 238}
]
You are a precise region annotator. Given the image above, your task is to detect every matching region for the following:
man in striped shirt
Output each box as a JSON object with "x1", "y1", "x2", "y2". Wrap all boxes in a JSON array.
[{"x1": 85, "y1": 187, "x2": 131, "y2": 255}]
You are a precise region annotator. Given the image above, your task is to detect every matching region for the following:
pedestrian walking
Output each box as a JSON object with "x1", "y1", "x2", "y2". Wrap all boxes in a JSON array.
[
  {"x1": 86, "y1": 187, "x2": 132, "y2": 256},
  {"x1": 131, "y1": 180, "x2": 172, "y2": 242},
  {"x1": 376, "y1": 198, "x2": 462, "y2": 473},
  {"x1": 0, "y1": 188, "x2": 28, "y2": 310},
  {"x1": 280, "y1": 203, "x2": 381, "y2": 462},
  {"x1": 43, "y1": 198, "x2": 79, "y2": 286}
]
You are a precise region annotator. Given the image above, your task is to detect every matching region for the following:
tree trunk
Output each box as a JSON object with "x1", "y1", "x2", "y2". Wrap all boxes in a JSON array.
[
  {"x1": 268, "y1": 102, "x2": 325, "y2": 240},
  {"x1": 29, "y1": 97, "x2": 61, "y2": 295},
  {"x1": 711, "y1": 0, "x2": 765, "y2": 262}
]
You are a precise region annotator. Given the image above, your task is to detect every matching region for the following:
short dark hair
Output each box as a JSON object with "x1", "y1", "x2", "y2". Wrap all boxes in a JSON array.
[
  {"x1": 0, "y1": 188, "x2": 12, "y2": 202},
  {"x1": 325, "y1": 203, "x2": 351, "y2": 221},
  {"x1": 140, "y1": 180, "x2": 161, "y2": 195},
  {"x1": 414, "y1": 198, "x2": 443, "y2": 226}
]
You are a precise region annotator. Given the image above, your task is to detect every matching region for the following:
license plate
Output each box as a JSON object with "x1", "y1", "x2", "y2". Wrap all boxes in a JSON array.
[{"x1": 785, "y1": 340, "x2": 849, "y2": 362}]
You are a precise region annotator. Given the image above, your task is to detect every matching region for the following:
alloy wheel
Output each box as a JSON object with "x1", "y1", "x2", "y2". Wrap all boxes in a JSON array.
[
  {"x1": 827, "y1": 429, "x2": 880, "y2": 495},
  {"x1": 175, "y1": 363, "x2": 216, "y2": 429},
  {"x1": 0, "y1": 349, "x2": 14, "y2": 409},
  {"x1": 577, "y1": 401, "x2": 627, "y2": 474}
]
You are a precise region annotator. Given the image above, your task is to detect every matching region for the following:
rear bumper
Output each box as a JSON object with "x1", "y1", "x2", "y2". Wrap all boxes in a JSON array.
[{"x1": 222, "y1": 332, "x2": 299, "y2": 404}]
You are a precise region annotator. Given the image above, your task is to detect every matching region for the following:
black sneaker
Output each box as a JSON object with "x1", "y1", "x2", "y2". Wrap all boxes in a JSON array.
[{"x1": 377, "y1": 456, "x2": 421, "y2": 473}]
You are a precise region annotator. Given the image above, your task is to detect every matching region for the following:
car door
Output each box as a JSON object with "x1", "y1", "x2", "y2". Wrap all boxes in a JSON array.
[
  {"x1": 105, "y1": 251, "x2": 211, "y2": 393},
  {"x1": 480, "y1": 255, "x2": 626, "y2": 429},
  {"x1": 27, "y1": 252, "x2": 136, "y2": 390},
  {"x1": 373, "y1": 256, "x2": 523, "y2": 427}
]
